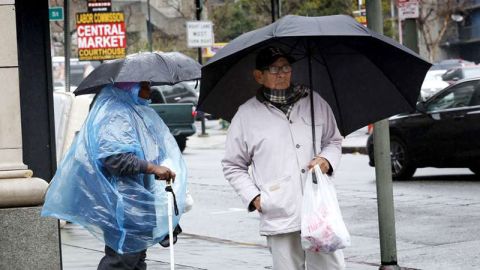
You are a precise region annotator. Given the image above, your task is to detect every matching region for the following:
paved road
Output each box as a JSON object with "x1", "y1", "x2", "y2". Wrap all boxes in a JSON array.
[{"x1": 61, "y1": 121, "x2": 480, "y2": 269}]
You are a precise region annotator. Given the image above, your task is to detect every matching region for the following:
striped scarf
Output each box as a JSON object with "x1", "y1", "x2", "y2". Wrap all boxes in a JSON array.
[{"x1": 258, "y1": 84, "x2": 308, "y2": 118}]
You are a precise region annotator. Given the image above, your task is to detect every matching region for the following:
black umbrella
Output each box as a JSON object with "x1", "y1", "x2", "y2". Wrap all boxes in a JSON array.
[
  {"x1": 74, "y1": 51, "x2": 201, "y2": 96},
  {"x1": 198, "y1": 15, "x2": 431, "y2": 136}
]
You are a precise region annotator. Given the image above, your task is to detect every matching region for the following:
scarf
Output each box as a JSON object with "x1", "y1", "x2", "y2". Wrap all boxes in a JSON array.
[{"x1": 257, "y1": 84, "x2": 308, "y2": 118}]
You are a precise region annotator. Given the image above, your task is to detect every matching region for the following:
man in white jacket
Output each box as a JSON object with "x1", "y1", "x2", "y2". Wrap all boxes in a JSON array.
[{"x1": 222, "y1": 47, "x2": 345, "y2": 270}]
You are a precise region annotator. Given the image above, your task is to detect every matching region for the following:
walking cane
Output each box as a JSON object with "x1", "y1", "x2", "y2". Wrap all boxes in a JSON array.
[{"x1": 165, "y1": 178, "x2": 178, "y2": 270}]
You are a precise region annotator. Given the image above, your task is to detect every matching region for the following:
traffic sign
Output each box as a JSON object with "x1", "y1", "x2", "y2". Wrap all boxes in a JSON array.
[
  {"x1": 186, "y1": 21, "x2": 214, "y2": 48},
  {"x1": 49, "y1": 7, "x2": 64, "y2": 21},
  {"x1": 398, "y1": 1, "x2": 419, "y2": 20}
]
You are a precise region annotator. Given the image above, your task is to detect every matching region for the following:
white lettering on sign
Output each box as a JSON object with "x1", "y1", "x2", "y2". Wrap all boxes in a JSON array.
[
  {"x1": 78, "y1": 35, "x2": 126, "y2": 49},
  {"x1": 77, "y1": 23, "x2": 126, "y2": 49},
  {"x1": 77, "y1": 24, "x2": 125, "y2": 37}
]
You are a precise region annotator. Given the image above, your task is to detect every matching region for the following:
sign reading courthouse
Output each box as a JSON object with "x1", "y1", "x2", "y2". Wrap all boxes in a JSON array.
[{"x1": 76, "y1": 12, "x2": 126, "y2": 61}]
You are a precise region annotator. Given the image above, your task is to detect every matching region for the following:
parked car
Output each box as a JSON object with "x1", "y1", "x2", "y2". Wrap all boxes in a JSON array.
[
  {"x1": 149, "y1": 85, "x2": 196, "y2": 152},
  {"x1": 441, "y1": 65, "x2": 480, "y2": 84},
  {"x1": 367, "y1": 77, "x2": 480, "y2": 180},
  {"x1": 151, "y1": 82, "x2": 198, "y2": 105},
  {"x1": 420, "y1": 69, "x2": 449, "y2": 100},
  {"x1": 430, "y1": 58, "x2": 476, "y2": 71}
]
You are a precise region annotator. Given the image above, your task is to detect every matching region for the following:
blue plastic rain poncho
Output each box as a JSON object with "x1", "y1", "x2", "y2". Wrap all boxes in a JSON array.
[{"x1": 42, "y1": 84, "x2": 187, "y2": 254}]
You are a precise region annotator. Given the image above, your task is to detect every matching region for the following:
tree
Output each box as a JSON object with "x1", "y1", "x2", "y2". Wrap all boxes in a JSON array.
[
  {"x1": 417, "y1": 0, "x2": 464, "y2": 62},
  {"x1": 211, "y1": 1, "x2": 257, "y2": 42},
  {"x1": 210, "y1": 0, "x2": 356, "y2": 42}
]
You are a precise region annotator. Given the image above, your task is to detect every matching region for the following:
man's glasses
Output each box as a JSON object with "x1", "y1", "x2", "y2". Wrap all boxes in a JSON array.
[{"x1": 264, "y1": 65, "x2": 292, "y2": 74}]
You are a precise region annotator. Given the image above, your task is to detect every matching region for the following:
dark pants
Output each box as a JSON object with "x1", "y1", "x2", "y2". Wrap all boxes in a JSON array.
[{"x1": 97, "y1": 245, "x2": 147, "y2": 270}]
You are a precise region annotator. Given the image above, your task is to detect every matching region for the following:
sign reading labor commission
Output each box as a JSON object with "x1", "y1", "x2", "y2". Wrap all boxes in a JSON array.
[{"x1": 76, "y1": 12, "x2": 126, "y2": 61}]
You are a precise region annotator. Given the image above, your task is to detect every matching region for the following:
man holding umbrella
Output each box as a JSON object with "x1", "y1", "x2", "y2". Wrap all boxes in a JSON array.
[{"x1": 222, "y1": 47, "x2": 345, "y2": 269}]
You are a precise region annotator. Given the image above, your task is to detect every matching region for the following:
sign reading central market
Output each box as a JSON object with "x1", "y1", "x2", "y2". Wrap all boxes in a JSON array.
[{"x1": 76, "y1": 12, "x2": 127, "y2": 61}]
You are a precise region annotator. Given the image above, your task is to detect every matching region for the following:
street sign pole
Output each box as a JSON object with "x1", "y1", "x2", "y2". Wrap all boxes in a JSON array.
[
  {"x1": 366, "y1": 1, "x2": 400, "y2": 269},
  {"x1": 404, "y1": 18, "x2": 419, "y2": 53},
  {"x1": 270, "y1": 0, "x2": 280, "y2": 22},
  {"x1": 195, "y1": 0, "x2": 208, "y2": 137}
]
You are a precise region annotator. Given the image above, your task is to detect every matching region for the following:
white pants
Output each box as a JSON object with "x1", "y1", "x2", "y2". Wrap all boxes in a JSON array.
[{"x1": 266, "y1": 231, "x2": 345, "y2": 270}]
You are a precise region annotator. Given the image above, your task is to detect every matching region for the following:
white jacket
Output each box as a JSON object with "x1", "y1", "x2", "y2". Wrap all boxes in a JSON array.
[{"x1": 222, "y1": 91, "x2": 343, "y2": 236}]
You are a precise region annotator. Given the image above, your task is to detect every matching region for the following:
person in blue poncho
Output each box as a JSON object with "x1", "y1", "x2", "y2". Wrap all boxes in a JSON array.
[{"x1": 42, "y1": 81, "x2": 187, "y2": 270}]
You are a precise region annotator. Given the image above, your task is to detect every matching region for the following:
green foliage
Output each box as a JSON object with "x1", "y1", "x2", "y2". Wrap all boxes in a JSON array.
[
  {"x1": 381, "y1": 0, "x2": 398, "y2": 40},
  {"x1": 294, "y1": 0, "x2": 353, "y2": 17},
  {"x1": 211, "y1": 0, "x2": 357, "y2": 42},
  {"x1": 211, "y1": 1, "x2": 258, "y2": 42},
  {"x1": 211, "y1": 0, "x2": 398, "y2": 42}
]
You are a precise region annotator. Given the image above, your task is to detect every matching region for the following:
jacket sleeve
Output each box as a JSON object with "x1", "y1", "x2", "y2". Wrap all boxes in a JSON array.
[
  {"x1": 319, "y1": 98, "x2": 343, "y2": 174},
  {"x1": 221, "y1": 112, "x2": 260, "y2": 211},
  {"x1": 102, "y1": 153, "x2": 149, "y2": 176}
]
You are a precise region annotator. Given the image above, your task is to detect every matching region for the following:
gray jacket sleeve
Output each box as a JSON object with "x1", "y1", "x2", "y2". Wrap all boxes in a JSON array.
[{"x1": 102, "y1": 153, "x2": 149, "y2": 176}]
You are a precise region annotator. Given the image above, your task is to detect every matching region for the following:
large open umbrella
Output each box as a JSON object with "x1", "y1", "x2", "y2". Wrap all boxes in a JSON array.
[
  {"x1": 74, "y1": 51, "x2": 201, "y2": 96},
  {"x1": 198, "y1": 15, "x2": 431, "y2": 137}
]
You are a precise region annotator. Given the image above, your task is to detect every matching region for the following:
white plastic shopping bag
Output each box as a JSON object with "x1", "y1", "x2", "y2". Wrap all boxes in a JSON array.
[{"x1": 301, "y1": 165, "x2": 351, "y2": 253}]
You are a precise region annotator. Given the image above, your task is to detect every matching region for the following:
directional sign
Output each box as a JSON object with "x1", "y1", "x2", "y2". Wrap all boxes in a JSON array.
[
  {"x1": 49, "y1": 7, "x2": 64, "y2": 21},
  {"x1": 186, "y1": 21, "x2": 214, "y2": 48}
]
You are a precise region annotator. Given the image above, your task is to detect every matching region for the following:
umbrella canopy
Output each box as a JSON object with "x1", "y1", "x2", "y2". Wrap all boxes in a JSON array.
[
  {"x1": 198, "y1": 15, "x2": 432, "y2": 136},
  {"x1": 74, "y1": 51, "x2": 201, "y2": 95}
]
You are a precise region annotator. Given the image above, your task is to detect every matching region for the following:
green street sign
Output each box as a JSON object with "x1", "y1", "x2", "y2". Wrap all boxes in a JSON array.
[{"x1": 49, "y1": 7, "x2": 64, "y2": 21}]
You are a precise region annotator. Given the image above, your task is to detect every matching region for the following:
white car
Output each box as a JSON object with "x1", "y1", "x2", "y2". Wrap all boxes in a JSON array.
[{"x1": 420, "y1": 70, "x2": 449, "y2": 100}]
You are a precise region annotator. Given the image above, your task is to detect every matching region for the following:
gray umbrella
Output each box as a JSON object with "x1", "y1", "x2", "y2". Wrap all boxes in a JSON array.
[
  {"x1": 74, "y1": 51, "x2": 201, "y2": 96},
  {"x1": 198, "y1": 15, "x2": 431, "y2": 137}
]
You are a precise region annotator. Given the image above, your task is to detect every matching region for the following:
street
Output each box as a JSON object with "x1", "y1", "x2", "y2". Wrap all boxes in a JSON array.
[{"x1": 61, "y1": 121, "x2": 480, "y2": 270}]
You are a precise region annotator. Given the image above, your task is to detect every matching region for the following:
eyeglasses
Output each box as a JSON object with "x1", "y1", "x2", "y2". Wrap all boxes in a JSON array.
[{"x1": 264, "y1": 65, "x2": 292, "y2": 74}]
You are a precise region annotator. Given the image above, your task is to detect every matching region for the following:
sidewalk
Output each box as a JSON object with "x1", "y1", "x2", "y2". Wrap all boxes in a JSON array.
[{"x1": 61, "y1": 223, "x2": 381, "y2": 270}]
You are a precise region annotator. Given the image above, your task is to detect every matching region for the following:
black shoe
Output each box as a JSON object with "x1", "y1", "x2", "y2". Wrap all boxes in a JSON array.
[{"x1": 159, "y1": 224, "x2": 182, "y2": 248}]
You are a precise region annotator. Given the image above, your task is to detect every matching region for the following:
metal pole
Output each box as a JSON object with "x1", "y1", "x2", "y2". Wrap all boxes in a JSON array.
[
  {"x1": 64, "y1": 0, "x2": 70, "y2": 92},
  {"x1": 147, "y1": 0, "x2": 153, "y2": 52},
  {"x1": 271, "y1": 0, "x2": 279, "y2": 22},
  {"x1": 403, "y1": 19, "x2": 419, "y2": 53},
  {"x1": 278, "y1": 0, "x2": 282, "y2": 18},
  {"x1": 196, "y1": 0, "x2": 208, "y2": 136},
  {"x1": 392, "y1": 0, "x2": 403, "y2": 44},
  {"x1": 366, "y1": 0, "x2": 400, "y2": 269},
  {"x1": 398, "y1": 17, "x2": 403, "y2": 44}
]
